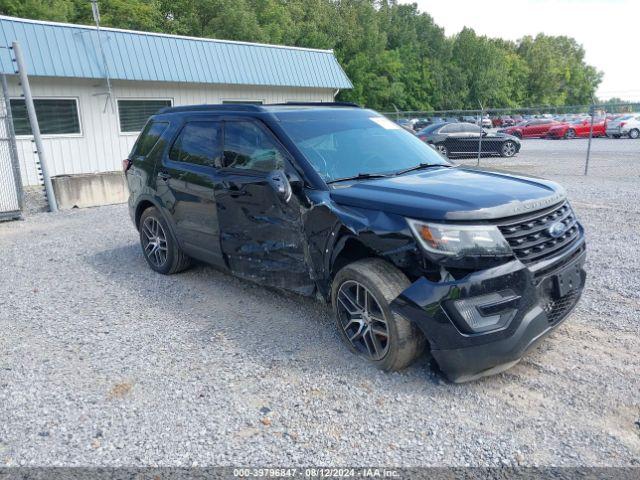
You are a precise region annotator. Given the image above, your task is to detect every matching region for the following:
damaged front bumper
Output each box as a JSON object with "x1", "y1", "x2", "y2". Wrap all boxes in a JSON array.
[{"x1": 391, "y1": 239, "x2": 587, "y2": 382}]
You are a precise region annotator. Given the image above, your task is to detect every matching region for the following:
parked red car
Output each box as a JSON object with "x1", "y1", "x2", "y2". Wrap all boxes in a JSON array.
[
  {"x1": 545, "y1": 118, "x2": 607, "y2": 139},
  {"x1": 498, "y1": 119, "x2": 559, "y2": 138}
]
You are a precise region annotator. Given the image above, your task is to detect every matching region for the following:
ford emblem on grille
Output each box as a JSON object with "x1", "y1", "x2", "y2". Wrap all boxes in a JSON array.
[{"x1": 548, "y1": 221, "x2": 567, "y2": 238}]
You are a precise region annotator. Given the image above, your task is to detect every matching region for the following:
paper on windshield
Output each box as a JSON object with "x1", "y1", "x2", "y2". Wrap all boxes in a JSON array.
[{"x1": 370, "y1": 117, "x2": 401, "y2": 130}]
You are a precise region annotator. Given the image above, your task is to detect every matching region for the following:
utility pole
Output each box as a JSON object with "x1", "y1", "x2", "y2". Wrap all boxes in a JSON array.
[
  {"x1": 90, "y1": 0, "x2": 114, "y2": 112},
  {"x1": 477, "y1": 102, "x2": 484, "y2": 167},
  {"x1": 584, "y1": 101, "x2": 596, "y2": 176},
  {"x1": 13, "y1": 41, "x2": 58, "y2": 212}
]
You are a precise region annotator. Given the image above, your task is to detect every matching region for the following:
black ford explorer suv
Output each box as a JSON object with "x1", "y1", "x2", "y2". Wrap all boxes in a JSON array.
[{"x1": 124, "y1": 103, "x2": 586, "y2": 382}]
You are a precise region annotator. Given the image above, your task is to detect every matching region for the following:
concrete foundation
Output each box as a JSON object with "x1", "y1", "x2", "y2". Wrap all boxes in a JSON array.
[{"x1": 51, "y1": 172, "x2": 128, "y2": 210}]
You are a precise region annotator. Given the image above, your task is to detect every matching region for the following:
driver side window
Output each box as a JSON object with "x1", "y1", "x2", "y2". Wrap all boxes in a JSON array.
[{"x1": 223, "y1": 121, "x2": 286, "y2": 172}]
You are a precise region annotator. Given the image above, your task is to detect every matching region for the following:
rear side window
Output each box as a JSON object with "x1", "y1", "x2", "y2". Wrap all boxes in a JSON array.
[
  {"x1": 440, "y1": 124, "x2": 461, "y2": 133},
  {"x1": 131, "y1": 121, "x2": 168, "y2": 158},
  {"x1": 418, "y1": 123, "x2": 443, "y2": 134},
  {"x1": 223, "y1": 121, "x2": 286, "y2": 172},
  {"x1": 169, "y1": 122, "x2": 222, "y2": 167},
  {"x1": 461, "y1": 123, "x2": 482, "y2": 133}
]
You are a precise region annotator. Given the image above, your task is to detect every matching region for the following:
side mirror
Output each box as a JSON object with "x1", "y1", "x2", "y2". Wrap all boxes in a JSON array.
[
  {"x1": 269, "y1": 170, "x2": 302, "y2": 203},
  {"x1": 481, "y1": 130, "x2": 488, "y2": 136}
]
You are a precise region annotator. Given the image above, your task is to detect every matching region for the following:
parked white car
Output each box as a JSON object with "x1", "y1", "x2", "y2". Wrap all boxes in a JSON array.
[
  {"x1": 606, "y1": 113, "x2": 640, "y2": 139},
  {"x1": 480, "y1": 115, "x2": 492, "y2": 128}
]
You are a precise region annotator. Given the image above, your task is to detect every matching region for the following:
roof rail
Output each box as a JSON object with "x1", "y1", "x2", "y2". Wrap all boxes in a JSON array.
[
  {"x1": 157, "y1": 104, "x2": 265, "y2": 114},
  {"x1": 156, "y1": 102, "x2": 362, "y2": 115},
  {"x1": 267, "y1": 102, "x2": 361, "y2": 108}
]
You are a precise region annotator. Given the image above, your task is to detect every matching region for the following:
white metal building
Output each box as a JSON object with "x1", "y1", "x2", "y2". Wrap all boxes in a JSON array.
[{"x1": 0, "y1": 16, "x2": 352, "y2": 189}]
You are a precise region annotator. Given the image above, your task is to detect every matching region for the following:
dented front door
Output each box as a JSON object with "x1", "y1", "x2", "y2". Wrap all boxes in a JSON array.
[{"x1": 213, "y1": 119, "x2": 313, "y2": 294}]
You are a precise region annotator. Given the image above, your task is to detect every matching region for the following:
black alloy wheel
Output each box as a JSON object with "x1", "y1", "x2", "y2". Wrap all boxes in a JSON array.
[
  {"x1": 141, "y1": 216, "x2": 168, "y2": 269},
  {"x1": 336, "y1": 280, "x2": 390, "y2": 361}
]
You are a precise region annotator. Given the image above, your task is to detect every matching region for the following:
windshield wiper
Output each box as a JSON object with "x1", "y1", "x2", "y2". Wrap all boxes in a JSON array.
[
  {"x1": 392, "y1": 163, "x2": 450, "y2": 176},
  {"x1": 326, "y1": 172, "x2": 390, "y2": 184}
]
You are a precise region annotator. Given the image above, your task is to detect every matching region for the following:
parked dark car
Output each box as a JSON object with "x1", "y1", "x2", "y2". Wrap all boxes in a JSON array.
[
  {"x1": 124, "y1": 103, "x2": 586, "y2": 382},
  {"x1": 416, "y1": 122, "x2": 521, "y2": 158},
  {"x1": 412, "y1": 118, "x2": 431, "y2": 131}
]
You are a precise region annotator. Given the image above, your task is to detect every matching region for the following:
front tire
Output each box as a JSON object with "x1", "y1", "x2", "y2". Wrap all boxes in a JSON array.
[
  {"x1": 139, "y1": 207, "x2": 191, "y2": 275},
  {"x1": 564, "y1": 128, "x2": 576, "y2": 139},
  {"x1": 629, "y1": 129, "x2": 639, "y2": 139},
  {"x1": 332, "y1": 259, "x2": 426, "y2": 371},
  {"x1": 501, "y1": 140, "x2": 517, "y2": 157}
]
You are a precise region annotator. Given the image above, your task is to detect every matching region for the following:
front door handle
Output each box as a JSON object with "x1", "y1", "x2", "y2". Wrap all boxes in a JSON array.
[
  {"x1": 220, "y1": 181, "x2": 247, "y2": 197},
  {"x1": 157, "y1": 171, "x2": 171, "y2": 181}
]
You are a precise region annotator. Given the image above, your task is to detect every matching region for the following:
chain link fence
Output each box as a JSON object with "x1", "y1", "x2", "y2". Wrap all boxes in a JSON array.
[
  {"x1": 383, "y1": 103, "x2": 640, "y2": 181},
  {"x1": 0, "y1": 73, "x2": 23, "y2": 221}
]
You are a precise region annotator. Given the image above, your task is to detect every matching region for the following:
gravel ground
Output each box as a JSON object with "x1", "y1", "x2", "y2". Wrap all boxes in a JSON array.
[{"x1": 0, "y1": 139, "x2": 639, "y2": 467}]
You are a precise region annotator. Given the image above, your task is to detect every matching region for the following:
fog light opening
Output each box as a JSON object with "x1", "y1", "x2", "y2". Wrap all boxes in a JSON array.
[{"x1": 451, "y1": 290, "x2": 520, "y2": 334}]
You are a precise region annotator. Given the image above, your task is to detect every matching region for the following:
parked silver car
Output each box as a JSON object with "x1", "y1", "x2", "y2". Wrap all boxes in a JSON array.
[{"x1": 606, "y1": 113, "x2": 640, "y2": 139}]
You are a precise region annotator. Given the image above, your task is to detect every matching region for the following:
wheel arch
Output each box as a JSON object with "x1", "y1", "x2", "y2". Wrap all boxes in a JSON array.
[
  {"x1": 133, "y1": 195, "x2": 179, "y2": 245},
  {"x1": 329, "y1": 233, "x2": 376, "y2": 281},
  {"x1": 134, "y1": 198, "x2": 158, "y2": 230},
  {"x1": 323, "y1": 223, "x2": 421, "y2": 301}
]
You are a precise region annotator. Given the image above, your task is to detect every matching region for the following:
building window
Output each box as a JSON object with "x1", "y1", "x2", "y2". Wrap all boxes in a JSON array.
[
  {"x1": 118, "y1": 99, "x2": 172, "y2": 133},
  {"x1": 10, "y1": 98, "x2": 81, "y2": 136}
]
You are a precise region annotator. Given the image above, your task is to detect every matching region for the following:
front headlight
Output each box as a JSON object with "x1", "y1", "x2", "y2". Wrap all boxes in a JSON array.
[{"x1": 407, "y1": 219, "x2": 512, "y2": 258}]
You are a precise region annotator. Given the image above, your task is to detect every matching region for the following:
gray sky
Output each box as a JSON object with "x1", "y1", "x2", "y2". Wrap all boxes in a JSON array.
[{"x1": 404, "y1": 0, "x2": 639, "y2": 101}]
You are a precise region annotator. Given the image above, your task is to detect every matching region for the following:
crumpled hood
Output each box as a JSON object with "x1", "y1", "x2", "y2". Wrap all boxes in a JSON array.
[{"x1": 329, "y1": 167, "x2": 565, "y2": 221}]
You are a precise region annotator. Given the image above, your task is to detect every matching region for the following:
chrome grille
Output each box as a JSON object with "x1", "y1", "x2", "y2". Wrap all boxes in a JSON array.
[{"x1": 499, "y1": 202, "x2": 580, "y2": 265}]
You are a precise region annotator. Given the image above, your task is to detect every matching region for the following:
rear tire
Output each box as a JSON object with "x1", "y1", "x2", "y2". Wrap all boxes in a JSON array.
[
  {"x1": 139, "y1": 207, "x2": 191, "y2": 275},
  {"x1": 332, "y1": 258, "x2": 426, "y2": 371},
  {"x1": 629, "y1": 129, "x2": 639, "y2": 139}
]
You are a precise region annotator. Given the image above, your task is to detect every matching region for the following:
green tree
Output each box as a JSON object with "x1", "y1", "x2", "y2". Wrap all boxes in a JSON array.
[
  {"x1": 517, "y1": 34, "x2": 602, "y2": 106},
  {"x1": 0, "y1": 0, "x2": 603, "y2": 111}
]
